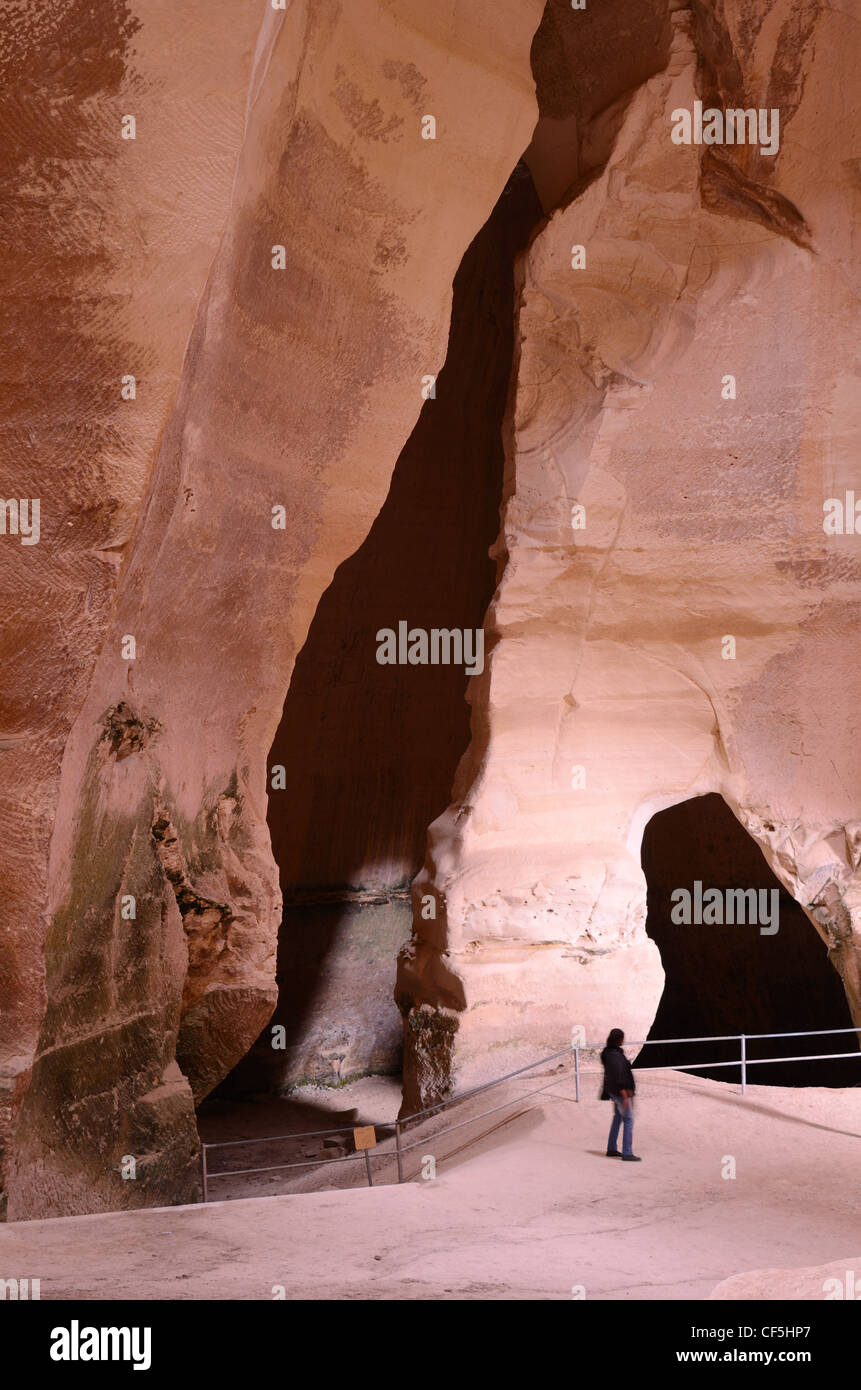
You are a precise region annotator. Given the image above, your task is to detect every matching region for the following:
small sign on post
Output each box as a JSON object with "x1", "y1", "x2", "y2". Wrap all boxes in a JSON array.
[{"x1": 353, "y1": 1126, "x2": 377, "y2": 1187}]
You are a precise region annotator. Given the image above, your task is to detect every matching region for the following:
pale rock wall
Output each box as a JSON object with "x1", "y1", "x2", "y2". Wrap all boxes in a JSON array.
[
  {"x1": 0, "y1": 0, "x2": 262, "y2": 1216},
  {"x1": 3, "y1": 0, "x2": 544, "y2": 1217},
  {"x1": 711, "y1": 1255, "x2": 861, "y2": 1301},
  {"x1": 399, "y1": 1, "x2": 861, "y2": 1107}
]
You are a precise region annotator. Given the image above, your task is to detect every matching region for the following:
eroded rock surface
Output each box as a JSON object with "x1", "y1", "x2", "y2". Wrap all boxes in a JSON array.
[
  {"x1": 2, "y1": 0, "x2": 543, "y2": 1218},
  {"x1": 399, "y1": 1, "x2": 861, "y2": 1108},
  {"x1": 4, "y1": 0, "x2": 859, "y2": 1218},
  {"x1": 0, "y1": 0, "x2": 262, "y2": 1217},
  {"x1": 711, "y1": 1256, "x2": 861, "y2": 1301}
]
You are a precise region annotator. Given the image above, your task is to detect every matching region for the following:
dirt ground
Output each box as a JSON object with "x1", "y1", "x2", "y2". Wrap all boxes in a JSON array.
[{"x1": 2, "y1": 1068, "x2": 859, "y2": 1299}]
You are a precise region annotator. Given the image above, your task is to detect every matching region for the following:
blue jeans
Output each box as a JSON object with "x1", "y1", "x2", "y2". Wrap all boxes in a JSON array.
[{"x1": 608, "y1": 1094, "x2": 634, "y2": 1156}]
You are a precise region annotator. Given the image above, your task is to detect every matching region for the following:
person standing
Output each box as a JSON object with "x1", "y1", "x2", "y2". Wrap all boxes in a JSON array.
[{"x1": 600, "y1": 1028, "x2": 642, "y2": 1161}]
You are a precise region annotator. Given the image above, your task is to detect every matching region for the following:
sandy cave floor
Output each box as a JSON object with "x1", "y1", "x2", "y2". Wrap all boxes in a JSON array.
[{"x1": 3, "y1": 1067, "x2": 859, "y2": 1300}]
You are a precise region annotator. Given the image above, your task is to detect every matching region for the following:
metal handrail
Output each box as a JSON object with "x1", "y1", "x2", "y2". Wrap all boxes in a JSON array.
[
  {"x1": 603, "y1": 1026, "x2": 861, "y2": 1046},
  {"x1": 400, "y1": 1042, "x2": 578, "y2": 1125},
  {"x1": 198, "y1": 1024, "x2": 861, "y2": 1201},
  {"x1": 203, "y1": 1121, "x2": 396, "y2": 1152},
  {"x1": 398, "y1": 1072, "x2": 573, "y2": 1155}
]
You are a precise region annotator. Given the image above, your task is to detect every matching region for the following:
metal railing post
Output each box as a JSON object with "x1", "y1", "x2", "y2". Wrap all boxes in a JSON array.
[
  {"x1": 574, "y1": 1044, "x2": 581, "y2": 1102},
  {"x1": 395, "y1": 1120, "x2": 404, "y2": 1184},
  {"x1": 200, "y1": 1143, "x2": 209, "y2": 1204},
  {"x1": 740, "y1": 1034, "x2": 747, "y2": 1095}
]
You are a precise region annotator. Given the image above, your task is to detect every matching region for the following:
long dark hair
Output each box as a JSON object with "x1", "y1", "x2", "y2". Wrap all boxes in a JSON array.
[{"x1": 605, "y1": 1027, "x2": 625, "y2": 1049}]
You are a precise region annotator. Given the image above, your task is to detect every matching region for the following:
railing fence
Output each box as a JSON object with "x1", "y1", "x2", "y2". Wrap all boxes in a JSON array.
[{"x1": 198, "y1": 1024, "x2": 861, "y2": 1201}]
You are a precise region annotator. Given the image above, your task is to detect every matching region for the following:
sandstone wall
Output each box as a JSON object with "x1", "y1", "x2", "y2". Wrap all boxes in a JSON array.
[
  {"x1": 3, "y1": 0, "x2": 544, "y2": 1219},
  {"x1": 5, "y1": 0, "x2": 858, "y2": 1216},
  {"x1": 399, "y1": 1, "x2": 861, "y2": 1108},
  {"x1": 0, "y1": 0, "x2": 262, "y2": 1216}
]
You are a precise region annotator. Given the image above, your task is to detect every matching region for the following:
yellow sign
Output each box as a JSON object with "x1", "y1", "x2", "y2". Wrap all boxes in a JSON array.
[{"x1": 353, "y1": 1125, "x2": 377, "y2": 1151}]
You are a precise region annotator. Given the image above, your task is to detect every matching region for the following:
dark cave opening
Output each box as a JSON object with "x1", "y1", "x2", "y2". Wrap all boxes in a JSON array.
[
  {"x1": 197, "y1": 0, "x2": 681, "y2": 1161},
  {"x1": 202, "y1": 160, "x2": 544, "y2": 1124},
  {"x1": 636, "y1": 793, "x2": 858, "y2": 1087}
]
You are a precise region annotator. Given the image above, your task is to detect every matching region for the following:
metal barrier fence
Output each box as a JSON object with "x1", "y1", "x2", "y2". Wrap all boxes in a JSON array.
[{"x1": 198, "y1": 1024, "x2": 861, "y2": 1201}]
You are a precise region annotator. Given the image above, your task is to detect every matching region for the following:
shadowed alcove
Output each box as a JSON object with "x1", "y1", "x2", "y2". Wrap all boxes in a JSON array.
[
  {"x1": 636, "y1": 793, "x2": 858, "y2": 1086},
  {"x1": 204, "y1": 161, "x2": 544, "y2": 1111}
]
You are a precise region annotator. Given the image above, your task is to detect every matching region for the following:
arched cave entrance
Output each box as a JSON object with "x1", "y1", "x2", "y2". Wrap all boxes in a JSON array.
[
  {"x1": 194, "y1": 162, "x2": 545, "y2": 1179},
  {"x1": 637, "y1": 793, "x2": 858, "y2": 1086},
  {"x1": 194, "y1": 2, "x2": 682, "y2": 1183}
]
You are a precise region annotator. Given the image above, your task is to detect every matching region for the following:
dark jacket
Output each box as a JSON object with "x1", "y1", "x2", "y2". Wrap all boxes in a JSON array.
[{"x1": 599, "y1": 1045, "x2": 635, "y2": 1101}]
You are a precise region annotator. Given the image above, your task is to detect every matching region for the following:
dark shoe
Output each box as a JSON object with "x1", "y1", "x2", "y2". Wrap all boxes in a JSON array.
[
  {"x1": 622, "y1": 1154, "x2": 642, "y2": 1162},
  {"x1": 605, "y1": 1150, "x2": 622, "y2": 1158}
]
